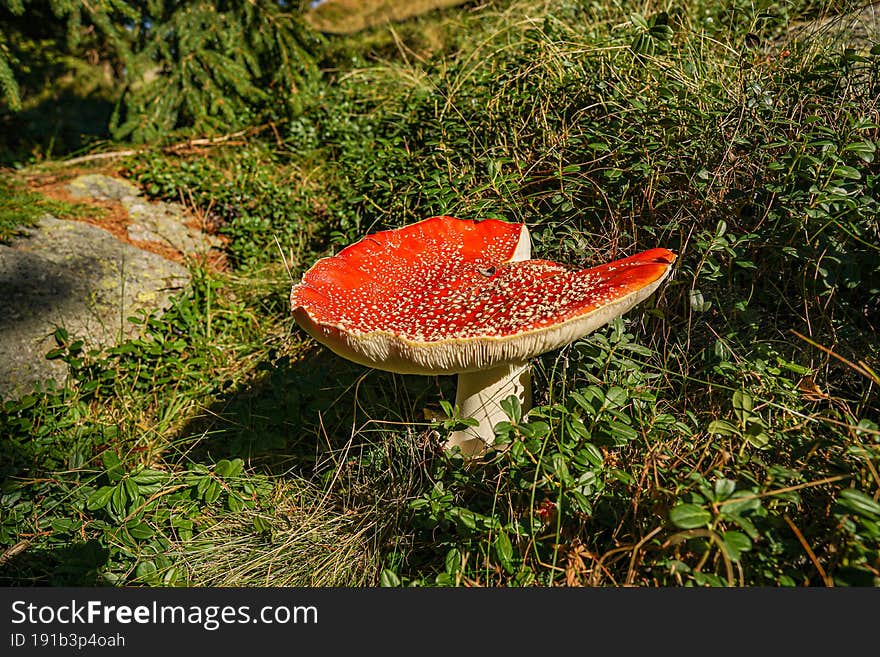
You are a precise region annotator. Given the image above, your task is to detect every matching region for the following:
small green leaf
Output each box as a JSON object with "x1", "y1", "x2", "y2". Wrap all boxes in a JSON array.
[
  {"x1": 163, "y1": 567, "x2": 180, "y2": 586},
  {"x1": 495, "y1": 532, "x2": 514, "y2": 573},
  {"x1": 570, "y1": 391, "x2": 594, "y2": 415},
  {"x1": 380, "y1": 569, "x2": 401, "y2": 587},
  {"x1": 708, "y1": 419, "x2": 739, "y2": 436},
  {"x1": 127, "y1": 521, "x2": 155, "y2": 540},
  {"x1": 670, "y1": 503, "x2": 712, "y2": 529},
  {"x1": 729, "y1": 513, "x2": 759, "y2": 540},
  {"x1": 520, "y1": 421, "x2": 550, "y2": 439},
  {"x1": 111, "y1": 483, "x2": 127, "y2": 516},
  {"x1": 838, "y1": 489, "x2": 880, "y2": 519},
  {"x1": 493, "y1": 421, "x2": 514, "y2": 436},
  {"x1": 445, "y1": 548, "x2": 462, "y2": 576},
  {"x1": 732, "y1": 390, "x2": 753, "y2": 423},
  {"x1": 102, "y1": 450, "x2": 123, "y2": 483},
  {"x1": 844, "y1": 139, "x2": 875, "y2": 163},
  {"x1": 609, "y1": 468, "x2": 635, "y2": 485},
  {"x1": 50, "y1": 518, "x2": 80, "y2": 533},
  {"x1": 123, "y1": 477, "x2": 139, "y2": 501},
  {"x1": 448, "y1": 507, "x2": 499, "y2": 532},
  {"x1": 721, "y1": 531, "x2": 752, "y2": 562},
  {"x1": 132, "y1": 469, "x2": 167, "y2": 485},
  {"x1": 579, "y1": 443, "x2": 604, "y2": 468},
  {"x1": 501, "y1": 395, "x2": 522, "y2": 424},
  {"x1": 204, "y1": 479, "x2": 221, "y2": 504},
  {"x1": 650, "y1": 24, "x2": 674, "y2": 40},
  {"x1": 714, "y1": 478, "x2": 736, "y2": 501},
  {"x1": 719, "y1": 491, "x2": 762, "y2": 516},
  {"x1": 439, "y1": 400, "x2": 454, "y2": 419},
  {"x1": 566, "y1": 416, "x2": 590, "y2": 440},
  {"x1": 135, "y1": 560, "x2": 157, "y2": 580},
  {"x1": 689, "y1": 289, "x2": 712, "y2": 312},
  {"x1": 604, "y1": 386, "x2": 627, "y2": 407},
  {"x1": 607, "y1": 420, "x2": 638, "y2": 442},
  {"x1": 630, "y1": 13, "x2": 650, "y2": 30},
  {"x1": 86, "y1": 486, "x2": 114, "y2": 511},
  {"x1": 227, "y1": 494, "x2": 243, "y2": 512},
  {"x1": 449, "y1": 507, "x2": 477, "y2": 530},
  {"x1": 550, "y1": 453, "x2": 574, "y2": 487},
  {"x1": 744, "y1": 423, "x2": 770, "y2": 448},
  {"x1": 227, "y1": 458, "x2": 244, "y2": 477},
  {"x1": 434, "y1": 573, "x2": 454, "y2": 586},
  {"x1": 693, "y1": 572, "x2": 726, "y2": 587},
  {"x1": 833, "y1": 165, "x2": 861, "y2": 180},
  {"x1": 569, "y1": 490, "x2": 593, "y2": 515}
]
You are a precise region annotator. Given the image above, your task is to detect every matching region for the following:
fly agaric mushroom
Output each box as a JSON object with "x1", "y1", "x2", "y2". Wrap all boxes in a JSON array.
[{"x1": 290, "y1": 216, "x2": 676, "y2": 457}]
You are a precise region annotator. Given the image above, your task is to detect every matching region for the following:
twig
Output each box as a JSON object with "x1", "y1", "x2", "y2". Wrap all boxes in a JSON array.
[
  {"x1": 274, "y1": 234, "x2": 294, "y2": 283},
  {"x1": 58, "y1": 127, "x2": 265, "y2": 167},
  {"x1": 590, "y1": 543, "x2": 636, "y2": 586},
  {"x1": 59, "y1": 149, "x2": 142, "y2": 165},
  {"x1": 716, "y1": 474, "x2": 848, "y2": 506},
  {"x1": 0, "y1": 539, "x2": 30, "y2": 566},
  {"x1": 663, "y1": 529, "x2": 735, "y2": 586},
  {"x1": 121, "y1": 484, "x2": 188, "y2": 524},
  {"x1": 624, "y1": 525, "x2": 663, "y2": 586},
  {"x1": 791, "y1": 330, "x2": 879, "y2": 385},
  {"x1": 783, "y1": 514, "x2": 833, "y2": 587}
]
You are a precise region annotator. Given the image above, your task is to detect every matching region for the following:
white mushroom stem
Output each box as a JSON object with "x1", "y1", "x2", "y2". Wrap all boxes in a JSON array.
[
  {"x1": 445, "y1": 361, "x2": 532, "y2": 457},
  {"x1": 444, "y1": 223, "x2": 533, "y2": 457}
]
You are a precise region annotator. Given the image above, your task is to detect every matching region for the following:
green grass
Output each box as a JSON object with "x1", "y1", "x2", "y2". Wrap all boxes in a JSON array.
[
  {"x1": 0, "y1": 172, "x2": 95, "y2": 241},
  {"x1": 1, "y1": 0, "x2": 878, "y2": 587}
]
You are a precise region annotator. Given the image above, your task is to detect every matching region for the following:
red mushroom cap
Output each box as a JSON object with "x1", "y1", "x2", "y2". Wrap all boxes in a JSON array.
[{"x1": 291, "y1": 216, "x2": 675, "y2": 374}]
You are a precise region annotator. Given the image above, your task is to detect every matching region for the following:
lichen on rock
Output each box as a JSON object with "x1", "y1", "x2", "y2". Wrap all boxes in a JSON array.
[{"x1": 0, "y1": 214, "x2": 190, "y2": 399}]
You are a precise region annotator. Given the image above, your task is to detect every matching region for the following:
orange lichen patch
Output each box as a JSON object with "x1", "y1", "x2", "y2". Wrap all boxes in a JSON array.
[
  {"x1": 30, "y1": 176, "x2": 132, "y2": 243},
  {"x1": 25, "y1": 169, "x2": 228, "y2": 272}
]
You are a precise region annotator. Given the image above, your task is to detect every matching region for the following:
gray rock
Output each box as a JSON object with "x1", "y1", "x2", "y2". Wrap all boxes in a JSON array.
[
  {"x1": 0, "y1": 216, "x2": 190, "y2": 399},
  {"x1": 66, "y1": 174, "x2": 224, "y2": 256},
  {"x1": 126, "y1": 198, "x2": 224, "y2": 255},
  {"x1": 784, "y1": 3, "x2": 880, "y2": 50},
  {"x1": 67, "y1": 174, "x2": 141, "y2": 202},
  {"x1": 0, "y1": 173, "x2": 227, "y2": 399}
]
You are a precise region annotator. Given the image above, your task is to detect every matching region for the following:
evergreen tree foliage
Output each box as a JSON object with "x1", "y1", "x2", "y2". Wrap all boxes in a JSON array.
[
  {"x1": 0, "y1": 35, "x2": 21, "y2": 111},
  {"x1": 0, "y1": 0, "x2": 25, "y2": 111},
  {"x1": 0, "y1": 1, "x2": 322, "y2": 142}
]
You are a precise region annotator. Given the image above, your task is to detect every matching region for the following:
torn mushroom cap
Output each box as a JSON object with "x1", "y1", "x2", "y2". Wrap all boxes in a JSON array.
[{"x1": 290, "y1": 216, "x2": 676, "y2": 375}]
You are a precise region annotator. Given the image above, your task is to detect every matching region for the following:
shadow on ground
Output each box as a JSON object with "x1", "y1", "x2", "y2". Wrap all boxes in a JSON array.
[
  {"x1": 177, "y1": 345, "x2": 454, "y2": 477},
  {"x1": 1, "y1": 540, "x2": 111, "y2": 586},
  {"x1": 0, "y1": 88, "x2": 113, "y2": 165}
]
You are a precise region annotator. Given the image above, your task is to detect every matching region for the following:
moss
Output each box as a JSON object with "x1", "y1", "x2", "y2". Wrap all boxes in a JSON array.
[{"x1": 0, "y1": 172, "x2": 92, "y2": 243}]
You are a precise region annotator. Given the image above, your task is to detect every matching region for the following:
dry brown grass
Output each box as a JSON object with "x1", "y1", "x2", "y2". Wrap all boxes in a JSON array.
[{"x1": 305, "y1": 0, "x2": 474, "y2": 34}]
